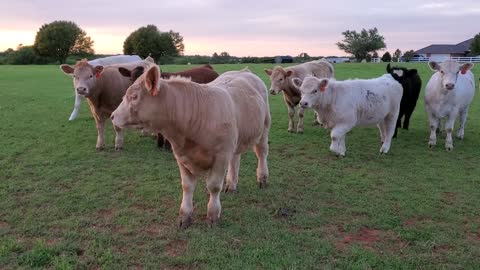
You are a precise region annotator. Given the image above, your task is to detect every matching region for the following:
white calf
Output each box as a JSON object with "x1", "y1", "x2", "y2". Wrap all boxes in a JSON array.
[
  {"x1": 425, "y1": 60, "x2": 475, "y2": 151},
  {"x1": 296, "y1": 74, "x2": 403, "y2": 156},
  {"x1": 67, "y1": 55, "x2": 142, "y2": 121}
]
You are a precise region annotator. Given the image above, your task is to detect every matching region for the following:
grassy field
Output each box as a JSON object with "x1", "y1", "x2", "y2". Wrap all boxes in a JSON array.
[{"x1": 1, "y1": 62, "x2": 480, "y2": 269}]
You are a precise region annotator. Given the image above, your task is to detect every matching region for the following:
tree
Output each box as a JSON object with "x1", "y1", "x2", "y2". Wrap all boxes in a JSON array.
[
  {"x1": 219, "y1": 51, "x2": 230, "y2": 58},
  {"x1": 372, "y1": 51, "x2": 379, "y2": 58},
  {"x1": 393, "y1": 49, "x2": 402, "y2": 62},
  {"x1": 336, "y1": 27, "x2": 386, "y2": 61},
  {"x1": 470, "y1": 33, "x2": 480, "y2": 55},
  {"x1": 33, "y1": 21, "x2": 94, "y2": 63},
  {"x1": 381, "y1": 51, "x2": 392, "y2": 62},
  {"x1": 168, "y1": 30, "x2": 185, "y2": 56},
  {"x1": 403, "y1": 50, "x2": 416, "y2": 62},
  {"x1": 72, "y1": 31, "x2": 94, "y2": 56},
  {"x1": 123, "y1": 25, "x2": 178, "y2": 62}
]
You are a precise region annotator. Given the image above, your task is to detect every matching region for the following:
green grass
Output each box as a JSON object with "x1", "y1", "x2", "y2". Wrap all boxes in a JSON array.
[{"x1": 1, "y1": 62, "x2": 480, "y2": 269}]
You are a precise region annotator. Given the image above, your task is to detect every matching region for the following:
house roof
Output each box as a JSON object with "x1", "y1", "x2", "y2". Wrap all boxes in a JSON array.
[{"x1": 415, "y1": 38, "x2": 473, "y2": 54}]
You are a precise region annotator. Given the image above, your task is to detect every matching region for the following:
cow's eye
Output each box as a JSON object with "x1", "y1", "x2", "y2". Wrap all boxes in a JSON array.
[
  {"x1": 312, "y1": 90, "x2": 318, "y2": 94},
  {"x1": 131, "y1": 94, "x2": 138, "y2": 100},
  {"x1": 440, "y1": 70, "x2": 444, "y2": 74},
  {"x1": 90, "y1": 75, "x2": 93, "y2": 78}
]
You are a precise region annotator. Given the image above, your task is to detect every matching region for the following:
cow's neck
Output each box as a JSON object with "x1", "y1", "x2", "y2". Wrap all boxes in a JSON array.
[
  {"x1": 283, "y1": 79, "x2": 301, "y2": 98},
  {"x1": 153, "y1": 81, "x2": 210, "y2": 139}
]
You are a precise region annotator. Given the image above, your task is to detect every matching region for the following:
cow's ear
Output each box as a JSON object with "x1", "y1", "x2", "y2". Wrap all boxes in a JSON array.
[
  {"x1": 285, "y1": 70, "x2": 293, "y2": 77},
  {"x1": 292, "y1": 77, "x2": 303, "y2": 89},
  {"x1": 428, "y1": 61, "x2": 440, "y2": 72},
  {"x1": 408, "y1": 69, "x2": 418, "y2": 77},
  {"x1": 118, "y1": 67, "x2": 131, "y2": 78},
  {"x1": 264, "y1": 69, "x2": 272, "y2": 76},
  {"x1": 460, "y1": 63, "x2": 474, "y2": 74},
  {"x1": 60, "y1": 64, "x2": 74, "y2": 74},
  {"x1": 386, "y1": 63, "x2": 392, "y2": 73},
  {"x1": 319, "y1": 79, "x2": 329, "y2": 92},
  {"x1": 144, "y1": 65, "x2": 160, "y2": 96},
  {"x1": 94, "y1": 66, "x2": 104, "y2": 78}
]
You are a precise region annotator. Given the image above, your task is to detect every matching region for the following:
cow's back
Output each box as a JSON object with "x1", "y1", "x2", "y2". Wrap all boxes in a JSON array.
[
  {"x1": 89, "y1": 55, "x2": 142, "y2": 66},
  {"x1": 211, "y1": 70, "x2": 270, "y2": 151},
  {"x1": 287, "y1": 60, "x2": 334, "y2": 80}
]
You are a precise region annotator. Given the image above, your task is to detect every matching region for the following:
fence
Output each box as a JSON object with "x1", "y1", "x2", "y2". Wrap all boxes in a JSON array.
[{"x1": 363, "y1": 57, "x2": 480, "y2": 64}]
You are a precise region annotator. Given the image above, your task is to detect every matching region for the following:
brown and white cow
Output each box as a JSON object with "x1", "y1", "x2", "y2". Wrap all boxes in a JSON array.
[
  {"x1": 60, "y1": 58, "x2": 153, "y2": 150},
  {"x1": 111, "y1": 66, "x2": 270, "y2": 228},
  {"x1": 118, "y1": 64, "x2": 220, "y2": 150},
  {"x1": 264, "y1": 60, "x2": 334, "y2": 133}
]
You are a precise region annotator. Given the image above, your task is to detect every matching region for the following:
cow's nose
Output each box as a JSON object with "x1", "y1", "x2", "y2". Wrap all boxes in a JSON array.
[
  {"x1": 77, "y1": 87, "x2": 86, "y2": 93},
  {"x1": 445, "y1": 83, "x2": 455, "y2": 90},
  {"x1": 300, "y1": 101, "x2": 308, "y2": 108}
]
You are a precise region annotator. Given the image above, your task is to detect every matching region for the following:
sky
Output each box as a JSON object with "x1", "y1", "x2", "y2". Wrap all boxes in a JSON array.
[{"x1": 0, "y1": 0, "x2": 479, "y2": 57}]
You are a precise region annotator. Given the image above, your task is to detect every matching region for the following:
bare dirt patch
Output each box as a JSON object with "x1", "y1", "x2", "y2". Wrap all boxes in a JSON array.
[
  {"x1": 403, "y1": 216, "x2": 433, "y2": 227},
  {"x1": 442, "y1": 192, "x2": 457, "y2": 205},
  {"x1": 333, "y1": 226, "x2": 407, "y2": 253},
  {"x1": 165, "y1": 239, "x2": 188, "y2": 257}
]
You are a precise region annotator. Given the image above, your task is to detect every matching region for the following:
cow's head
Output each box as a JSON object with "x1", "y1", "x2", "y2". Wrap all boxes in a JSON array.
[
  {"x1": 428, "y1": 60, "x2": 474, "y2": 91},
  {"x1": 264, "y1": 66, "x2": 293, "y2": 95},
  {"x1": 386, "y1": 63, "x2": 418, "y2": 85},
  {"x1": 296, "y1": 76, "x2": 328, "y2": 109},
  {"x1": 111, "y1": 65, "x2": 160, "y2": 128},
  {"x1": 60, "y1": 59, "x2": 104, "y2": 97},
  {"x1": 118, "y1": 66, "x2": 145, "y2": 82}
]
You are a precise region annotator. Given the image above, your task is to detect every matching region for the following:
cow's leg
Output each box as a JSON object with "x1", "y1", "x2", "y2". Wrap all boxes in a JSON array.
[
  {"x1": 157, "y1": 133, "x2": 165, "y2": 148},
  {"x1": 69, "y1": 93, "x2": 82, "y2": 121},
  {"x1": 206, "y1": 159, "x2": 227, "y2": 227},
  {"x1": 254, "y1": 134, "x2": 269, "y2": 188},
  {"x1": 377, "y1": 122, "x2": 386, "y2": 144},
  {"x1": 297, "y1": 107, "x2": 304, "y2": 133},
  {"x1": 444, "y1": 114, "x2": 456, "y2": 151},
  {"x1": 456, "y1": 107, "x2": 468, "y2": 140},
  {"x1": 380, "y1": 113, "x2": 397, "y2": 154},
  {"x1": 312, "y1": 111, "x2": 321, "y2": 126},
  {"x1": 95, "y1": 118, "x2": 106, "y2": 151},
  {"x1": 330, "y1": 125, "x2": 352, "y2": 156},
  {"x1": 393, "y1": 108, "x2": 404, "y2": 138},
  {"x1": 427, "y1": 110, "x2": 439, "y2": 148},
  {"x1": 287, "y1": 105, "x2": 295, "y2": 133},
  {"x1": 177, "y1": 162, "x2": 197, "y2": 229},
  {"x1": 403, "y1": 106, "x2": 414, "y2": 130},
  {"x1": 113, "y1": 125, "x2": 124, "y2": 151},
  {"x1": 225, "y1": 154, "x2": 241, "y2": 193}
]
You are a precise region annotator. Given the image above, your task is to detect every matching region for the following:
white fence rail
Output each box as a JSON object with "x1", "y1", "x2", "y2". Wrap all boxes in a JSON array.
[
  {"x1": 372, "y1": 56, "x2": 480, "y2": 63},
  {"x1": 402, "y1": 56, "x2": 480, "y2": 63}
]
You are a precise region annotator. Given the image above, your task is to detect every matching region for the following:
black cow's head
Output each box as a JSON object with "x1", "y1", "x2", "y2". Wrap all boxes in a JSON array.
[{"x1": 118, "y1": 66, "x2": 146, "y2": 82}]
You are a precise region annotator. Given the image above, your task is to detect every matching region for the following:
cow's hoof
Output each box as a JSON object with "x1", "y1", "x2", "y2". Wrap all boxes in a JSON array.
[
  {"x1": 258, "y1": 181, "x2": 268, "y2": 189},
  {"x1": 177, "y1": 215, "x2": 193, "y2": 230},
  {"x1": 96, "y1": 146, "x2": 105, "y2": 151},
  {"x1": 287, "y1": 129, "x2": 295, "y2": 133},
  {"x1": 445, "y1": 144, "x2": 453, "y2": 151},
  {"x1": 296, "y1": 129, "x2": 304, "y2": 134},
  {"x1": 428, "y1": 141, "x2": 436, "y2": 148},
  {"x1": 206, "y1": 215, "x2": 220, "y2": 228},
  {"x1": 115, "y1": 146, "x2": 123, "y2": 151},
  {"x1": 224, "y1": 185, "x2": 238, "y2": 193}
]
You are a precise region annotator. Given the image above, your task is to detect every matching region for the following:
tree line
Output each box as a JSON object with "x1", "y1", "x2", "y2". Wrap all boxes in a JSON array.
[{"x1": 1, "y1": 21, "x2": 479, "y2": 65}]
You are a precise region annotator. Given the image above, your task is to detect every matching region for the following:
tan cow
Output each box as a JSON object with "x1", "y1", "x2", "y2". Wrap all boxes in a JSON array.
[
  {"x1": 60, "y1": 58, "x2": 153, "y2": 150},
  {"x1": 264, "y1": 59, "x2": 334, "y2": 133},
  {"x1": 111, "y1": 65, "x2": 271, "y2": 229}
]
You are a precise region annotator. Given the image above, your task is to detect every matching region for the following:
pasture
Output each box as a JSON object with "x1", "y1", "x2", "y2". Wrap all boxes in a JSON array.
[{"x1": 1, "y1": 62, "x2": 480, "y2": 269}]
